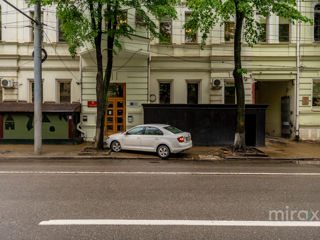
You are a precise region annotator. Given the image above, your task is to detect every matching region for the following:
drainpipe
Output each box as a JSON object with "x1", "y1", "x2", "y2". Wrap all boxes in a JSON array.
[
  {"x1": 147, "y1": 30, "x2": 151, "y2": 103},
  {"x1": 78, "y1": 55, "x2": 86, "y2": 139},
  {"x1": 295, "y1": 0, "x2": 301, "y2": 139}
]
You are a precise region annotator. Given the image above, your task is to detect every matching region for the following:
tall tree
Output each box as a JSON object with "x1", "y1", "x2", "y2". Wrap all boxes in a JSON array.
[
  {"x1": 186, "y1": 0, "x2": 311, "y2": 150},
  {"x1": 35, "y1": 0, "x2": 178, "y2": 149}
]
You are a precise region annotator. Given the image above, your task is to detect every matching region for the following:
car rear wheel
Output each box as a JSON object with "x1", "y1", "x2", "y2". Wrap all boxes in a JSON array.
[
  {"x1": 157, "y1": 145, "x2": 170, "y2": 159},
  {"x1": 111, "y1": 140, "x2": 121, "y2": 152}
]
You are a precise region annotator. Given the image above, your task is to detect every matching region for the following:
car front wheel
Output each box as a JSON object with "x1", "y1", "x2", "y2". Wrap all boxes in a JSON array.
[
  {"x1": 157, "y1": 145, "x2": 170, "y2": 159},
  {"x1": 111, "y1": 140, "x2": 122, "y2": 152}
]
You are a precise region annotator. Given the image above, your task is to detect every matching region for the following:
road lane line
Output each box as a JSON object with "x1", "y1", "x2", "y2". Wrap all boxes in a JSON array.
[
  {"x1": 39, "y1": 219, "x2": 320, "y2": 227},
  {"x1": 0, "y1": 171, "x2": 320, "y2": 176}
]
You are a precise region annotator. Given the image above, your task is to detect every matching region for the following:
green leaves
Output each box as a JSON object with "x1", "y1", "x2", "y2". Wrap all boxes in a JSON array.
[
  {"x1": 186, "y1": 0, "x2": 312, "y2": 47},
  {"x1": 32, "y1": 0, "x2": 178, "y2": 56},
  {"x1": 237, "y1": 68, "x2": 247, "y2": 74}
]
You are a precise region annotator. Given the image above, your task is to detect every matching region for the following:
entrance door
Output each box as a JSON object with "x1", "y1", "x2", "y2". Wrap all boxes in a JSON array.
[{"x1": 105, "y1": 83, "x2": 126, "y2": 135}]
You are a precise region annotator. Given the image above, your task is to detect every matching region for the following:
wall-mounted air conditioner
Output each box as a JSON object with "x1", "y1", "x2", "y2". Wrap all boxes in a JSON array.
[
  {"x1": 1, "y1": 79, "x2": 14, "y2": 88},
  {"x1": 210, "y1": 78, "x2": 223, "y2": 90}
]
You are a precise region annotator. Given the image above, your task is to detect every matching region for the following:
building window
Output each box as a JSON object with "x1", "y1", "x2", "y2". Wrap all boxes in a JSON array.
[
  {"x1": 58, "y1": 18, "x2": 65, "y2": 42},
  {"x1": 313, "y1": 80, "x2": 320, "y2": 107},
  {"x1": 135, "y1": 13, "x2": 144, "y2": 27},
  {"x1": 187, "y1": 83, "x2": 199, "y2": 104},
  {"x1": 30, "y1": 80, "x2": 43, "y2": 103},
  {"x1": 224, "y1": 82, "x2": 236, "y2": 104},
  {"x1": 30, "y1": 11, "x2": 43, "y2": 42},
  {"x1": 315, "y1": 5, "x2": 320, "y2": 41},
  {"x1": 279, "y1": 17, "x2": 290, "y2": 42},
  {"x1": 58, "y1": 81, "x2": 71, "y2": 103},
  {"x1": 105, "y1": 10, "x2": 127, "y2": 30},
  {"x1": 224, "y1": 22, "x2": 235, "y2": 42},
  {"x1": 159, "y1": 82, "x2": 171, "y2": 104},
  {"x1": 160, "y1": 16, "x2": 172, "y2": 44},
  {"x1": 185, "y1": 12, "x2": 197, "y2": 43},
  {"x1": 116, "y1": 10, "x2": 128, "y2": 29},
  {"x1": 259, "y1": 16, "x2": 267, "y2": 43}
]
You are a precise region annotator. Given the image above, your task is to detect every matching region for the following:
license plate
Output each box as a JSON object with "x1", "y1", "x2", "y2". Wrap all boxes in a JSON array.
[{"x1": 186, "y1": 136, "x2": 191, "y2": 142}]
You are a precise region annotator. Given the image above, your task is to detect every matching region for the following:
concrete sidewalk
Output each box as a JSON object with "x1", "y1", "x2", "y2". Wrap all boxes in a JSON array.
[{"x1": 0, "y1": 137, "x2": 319, "y2": 161}]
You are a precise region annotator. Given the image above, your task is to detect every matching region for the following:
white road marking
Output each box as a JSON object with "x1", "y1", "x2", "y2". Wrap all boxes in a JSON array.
[
  {"x1": 0, "y1": 171, "x2": 320, "y2": 176},
  {"x1": 39, "y1": 219, "x2": 320, "y2": 227}
]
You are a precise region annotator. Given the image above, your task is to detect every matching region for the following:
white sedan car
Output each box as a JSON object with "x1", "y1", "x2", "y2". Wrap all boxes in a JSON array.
[{"x1": 106, "y1": 124, "x2": 192, "y2": 158}]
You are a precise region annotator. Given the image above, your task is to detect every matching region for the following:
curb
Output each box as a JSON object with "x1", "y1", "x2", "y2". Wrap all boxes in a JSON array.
[{"x1": 0, "y1": 155, "x2": 320, "y2": 165}]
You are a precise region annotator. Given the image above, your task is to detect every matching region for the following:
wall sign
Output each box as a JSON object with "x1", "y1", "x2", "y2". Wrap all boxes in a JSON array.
[
  {"x1": 88, "y1": 101, "x2": 97, "y2": 107},
  {"x1": 302, "y1": 97, "x2": 309, "y2": 106}
]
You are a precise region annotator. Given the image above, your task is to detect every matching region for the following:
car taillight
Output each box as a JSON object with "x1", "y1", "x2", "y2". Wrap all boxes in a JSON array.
[{"x1": 177, "y1": 137, "x2": 184, "y2": 143}]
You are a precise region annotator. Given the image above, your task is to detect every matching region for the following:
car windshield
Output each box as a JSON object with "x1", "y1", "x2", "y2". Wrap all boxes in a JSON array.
[{"x1": 164, "y1": 126, "x2": 183, "y2": 134}]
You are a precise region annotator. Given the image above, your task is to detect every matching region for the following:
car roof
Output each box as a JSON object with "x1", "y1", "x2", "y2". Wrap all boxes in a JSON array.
[{"x1": 136, "y1": 124, "x2": 170, "y2": 128}]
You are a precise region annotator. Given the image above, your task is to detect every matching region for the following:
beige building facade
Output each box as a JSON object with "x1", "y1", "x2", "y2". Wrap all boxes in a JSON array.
[
  {"x1": 1, "y1": 1, "x2": 320, "y2": 142},
  {"x1": 149, "y1": 0, "x2": 320, "y2": 141},
  {"x1": 0, "y1": 1, "x2": 81, "y2": 143}
]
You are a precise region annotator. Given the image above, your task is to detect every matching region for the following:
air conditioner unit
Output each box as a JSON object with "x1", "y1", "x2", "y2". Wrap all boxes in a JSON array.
[
  {"x1": 1, "y1": 79, "x2": 14, "y2": 88},
  {"x1": 210, "y1": 78, "x2": 222, "y2": 90}
]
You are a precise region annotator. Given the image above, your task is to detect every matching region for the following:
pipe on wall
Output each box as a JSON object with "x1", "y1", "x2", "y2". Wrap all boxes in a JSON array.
[{"x1": 295, "y1": 0, "x2": 301, "y2": 139}]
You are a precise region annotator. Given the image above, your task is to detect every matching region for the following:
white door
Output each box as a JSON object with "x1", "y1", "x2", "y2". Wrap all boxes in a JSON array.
[{"x1": 122, "y1": 126, "x2": 145, "y2": 150}]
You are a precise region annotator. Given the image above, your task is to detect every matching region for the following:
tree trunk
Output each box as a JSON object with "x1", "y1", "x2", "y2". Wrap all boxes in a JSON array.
[
  {"x1": 94, "y1": 33, "x2": 105, "y2": 149},
  {"x1": 102, "y1": 34, "x2": 115, "y2": 137},
  {"x1": 233, "y1": 1, "x2": 246, "y2": 151},
  {"x1": 94, "y1": 3, "x2": 117, "y2": 149},
  {"x1": 93, "y1": 3, "x2": 104, "y2": 149}
]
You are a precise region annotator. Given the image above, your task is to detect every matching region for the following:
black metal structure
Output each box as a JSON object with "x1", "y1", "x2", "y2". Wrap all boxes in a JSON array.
[{"x1": 143, "y1": 104, "x2": 268, "y2": 146}]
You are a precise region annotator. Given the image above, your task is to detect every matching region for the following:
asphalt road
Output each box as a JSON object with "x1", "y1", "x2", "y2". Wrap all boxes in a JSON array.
[{"x1": 0, "y1": 159, "x2": 320, "y2": 240}]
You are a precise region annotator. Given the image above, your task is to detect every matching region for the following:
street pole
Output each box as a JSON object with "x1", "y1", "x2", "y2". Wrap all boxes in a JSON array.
[{"x1": 34, "y1": 2, "x2": 42, "y2": 154}]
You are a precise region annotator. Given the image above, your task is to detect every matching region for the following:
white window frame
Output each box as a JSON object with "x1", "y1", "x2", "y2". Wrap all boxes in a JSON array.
[
  {"x1": 186, "y1": 79, "x2": 201, "y2": 104},
  {"x1": 184, "y1": 12, "x2": 198, "y2": 44},
  {"x1": 159, "y1": 16, "x2": 173, "y2": 44},
  {"x1": 223, "y1": 79, "x2": 237, "y2": 104},
  {"x1": 56, "y1": 79, "x2": 72, "y2": 104},
  {"x1": 256, "y1": 14, "x2": 268, "y2": 43},
  {"x1": 158, "y1": 79, "x2": 173, "y2": 104},
  {"x1": 57, "y1": 17, "x2": 66, "y2": 42},
  {"x1": 314, "y1": 4, "x2": 320, "y2": 42},
  {"x1": 224, "y1": 21, "x2": 235, "y2": 43},
  {"x1": 278, "y1": 16, "x2": 291, "y2": 43},
  {"x1": 29, "y1": 79, "x2": 44, "y2": 103}
]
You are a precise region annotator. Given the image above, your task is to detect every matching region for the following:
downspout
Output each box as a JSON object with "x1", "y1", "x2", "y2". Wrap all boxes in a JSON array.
[
  {"x1": 77, "y1": 55, "x2": 86, "y2": 139},
  {"x1": 147, "y1": 30, "x2": 151, "y2": 103},
  {"x1": 295, "y1": 0, "x2": 301, "y2": 139}
]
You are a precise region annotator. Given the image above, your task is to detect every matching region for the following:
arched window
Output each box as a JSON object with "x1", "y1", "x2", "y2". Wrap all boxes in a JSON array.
[{"x1": 314, "y1": 4, "x2": 320, "y2": 41}]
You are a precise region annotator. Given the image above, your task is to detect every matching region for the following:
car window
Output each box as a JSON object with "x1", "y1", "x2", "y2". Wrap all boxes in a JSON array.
[
  {"x1": 144, "y1": 127, "x2": 163, "y2": 135},
  {"x1": 126, "y1": 127, "x2": 145, "y2": 135},
  {"x1": 164, "y1": 126, "x2": 183, "y2": 134}
]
